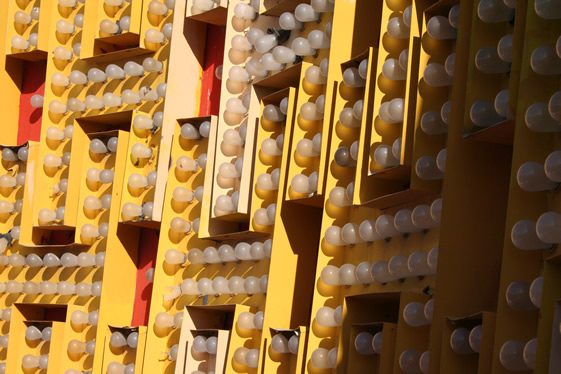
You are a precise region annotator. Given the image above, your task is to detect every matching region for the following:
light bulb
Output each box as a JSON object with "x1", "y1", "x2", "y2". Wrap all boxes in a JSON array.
[
  {"x1": 355, "y1": 332, "x2": 374, "y2": 355},
  {"x1": 311, "y1": 348, "x2": 330, "y2": 369},
  {"x1": 343, "y1": 67, "x2": 366, "y2": 87},
  {"x1": 531, "y1": 46, "x2": 561, "y2": 75},
  {"x1": 423, "y1": 63, "x2": 452, "y2": 86},
  {"x1": 450, "y1": 328, "x2": 473, "y2": 354},
  {"x1": 373, "y1": 144, "x2": 399, "y2": 169},
  {"x1": 292, "y1": 37, "x2": 316, "y2": 56},
  {"x1": 56, "y1": 19, "x2": 75, "y2": 34},
  {"x1": 320, "y1": 265, "x2": 340, "y2": 286},
  {"x1": 549, "y1": 91, "x2": 561, "y2": 122},
  {"x1": 109, "y1": 332, "x2": 127, "y2": 350},
  {"x1": 448, "y1": 4, "x2": 460, "y2": 29},
  {"x1": 308, "y1": 30, "x2": 330, "y2": 49},
  {"x1": 478, "y1": 0, "x2": 514, "y2": 22},
  {"x1": 128, "y1": 173, "x2": 148, "y2": 190},
  {"x1": 341, "y1": 223, "x2": 361, "y2": 245},
  {"x1": 334, "y1": 146, "x2": 354, "y2": 167},
  {"x1": 121, "y1": 202, "x2": 142, "y2": 221},
  {"x1": 511, "y1": 219, "x2": 550, "y2": 250},
  {"x1": 329, "y1": 348, "x2": 339, "y2": 369},
  {"x1": 506, "y1": 281, "x2": 535, "y2": 310},
  {"x1": 517, "y1": 162, "x2": 557, "y2": 191},
  {"x1": 271, "y1": 334, "x2": 289, "y2": 354},
  {"x1": 295, "y1": 4, "x2": 318, "y2": 22},
  {"x1": 38, "y1": 208, "x2": 57, "y2": 225},
  {"x1": 103, "y1": 93, "x2": 122, "y2": 108},
  {"x1": 523, "y1": 338, "x2": 537, "y2": 370},
  {"x1": 176, "y1": 156, "x2": 198, "y2": 173},
  {"x1": 148, "y1": 0, "x2": 168, "y2": 16},
  {"x1": 145, "y1": 28, "x2": 165, "y2": 45},
  {"x1": 357, "y1": 220, "x2": 379, "y2": 242},
  {"x1": 500, "y1": 340, "x2": 528, "y2": 371},
  {"x1": 131, "y1": 143, "x2": 152, "y2": 162},
  {"x1": 255, "y1": 34, "x2": 277, "y2": 54},
  {"x1": 237, "y1": 312, "x2": 256, "y2": 330},
  {"x1": 338, "y1": 263, "x2": 357, "y2": 285},
  {"x1": 529, "y1": 276, "x2": 543, "y2": 308},
  {"x1": 427, "y1": 15, "x2": 456, "y2": 40},
  {"x1": 411, "y1": 204, "x2": 439, "y2": 229},
  {"x1": 170, "y1": 217, "x2": 191, "y2": 234},
  {"x1": 387, "y1": 17, "x2": 410, "y2": 39},
  {"x1": 279, "y1": 12, "x2": 302, "y2": 30},
  {"x1": 374, "y1": 214, "x2": 398, "y2": 239},
  {"x1": 475, "y1": 47, "x2": 511, "y2": 74},
  {"x1": 495, "y1": 34, "x2": 514, "y2": 65},
  {"x1": 15, "y1": 11, "x2": 32, "y2": 25},
  {"x1": 179, "y1": 279, "x2": 198, "y2": 296},
  {"x1": 353, "y1": 261, "x2": 372, "y2": 284},
  {"x1": 525, "y1": 102, "x2": 561, "y2": 132},
  {"x1": 468, "y1": 325, "x2": 482, "y2": 353},
  {"x1": 399, "y1": 350, "x2": 421, "y2": 374},
  {"x1": 415, "y1": 156, "x2": 443, "y2": 180},
  {"x1": 22, "y1": 355, "x2": 40, "y2": 369},
  {"x1": 536, "y1": 211, "x2": 561, "y2": 244},
  {"x1": 393, "y1": 209, "x2": 420, "y2": 234},
  {"x1": 382, "y1": 58, "x2": 406, "y2": 81}
]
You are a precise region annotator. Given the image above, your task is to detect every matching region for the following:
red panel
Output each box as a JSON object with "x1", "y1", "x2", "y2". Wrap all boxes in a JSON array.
[
  {"x1": 198, "y1": 24, "x2": 225, "y2": 117},
  {"x1": 18, "y1": 60, "x2": 46, "y2": 144},
  {"x1": 130, "y1": 228, "x2": 159, "y2": 327}
]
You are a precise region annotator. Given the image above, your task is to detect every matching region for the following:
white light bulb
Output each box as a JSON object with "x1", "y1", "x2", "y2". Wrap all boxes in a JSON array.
[
  {"x1": 279, "y1": 12, "x2": 302, "y2": 30},
  {"x1": 387, "y1": 17, "x2": 410, "y2": 39},
  {"x1": 415, "y1": 155, "x2": 443, "y2": 180},
  {"x1": 506, "y1": 281, "x2": 535, "y2": 310},
  {"x1": 398, "y1": 350, "x2": 422, "y2": 374},
  {"x1": 450, "y1": 328, "x2": 473, "y2": 354},
  {"x1": 478, "y1": 0, "x2": 514, "y2": 22},
  {"x1": 499, "y1": 340, "x2": 528, "y2": 371},
  {"x1": 529, "y1": 276, "x2": 543, "y2": 308},
  {"x1": 475, "y1": 47, "x2": 511, "y2": 74},
  {"x1": 511, "y1": 219, "x2": 550, "y2": 250},
  {"x1": 311, "y1": 348, "x2": 330, "y2": 369},
  {"x1": 427, "y1": 15, "x2": 456, "y2": 39},
  {"x1": 526, "y1": 102, "x2": 561, "y2": 132},
  {"x1": 536, "y1": 211, "x2": 561, "y2": 244},
  {"x1": 423, "y1": 63, "x2": 452, "y2": 86},
  {"x1": 517, "y1": 162, "x2": 557, "y2": 191},
  {"x1": 295, "y1": 4, "x2": 319, "y2": 22},
  {"x1": 531, "y1": 46, "x2": 561, "y2": 75},
  {"x1": 292, "y1": 37, "x2": 316, "y2": 56}
]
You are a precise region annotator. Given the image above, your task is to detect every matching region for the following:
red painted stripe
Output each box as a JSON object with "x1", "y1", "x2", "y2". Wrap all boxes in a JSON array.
[
  {"x1": 130, "y1": 228, "x2": 159, "y2": 327},
  {"x1": 199, "y1": 24, "x2": 225, "y2": 117},
  {"x1": 18, "y1": 60, "x2": 46, "y2": 144}
]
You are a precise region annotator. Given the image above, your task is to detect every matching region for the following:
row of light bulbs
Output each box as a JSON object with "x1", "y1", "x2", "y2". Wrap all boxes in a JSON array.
[
  {"x1": 255, "y1": 99, "x2": 287, "y2": 221},
  {"x1": 0, "y1": 280, "x2": 102, "y2": 297},
  {"x1": 45, "y1": 84, "x2": 167, "y2": 114},
  {"x1": 166, "y1": 274, "x2": 268, "y2": 299},
  {"x1": 218, "y1": 1, "x2": 333, "y2": 216},
  {"x1": 325, "y1": 200, "x2": 441, "y2": 244},
  {"x1": 319, "y1": 249, "x2": 438, "y2": 287},
  {"x1": 368, "y1": 1, "x2": 415, "y2": 169},
  {"x1": 164, "y1": 239, "x2": 272, "y2": 266},
  {"x1": 0, "y1": 250, "x2": 105, "y2": 268}
]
